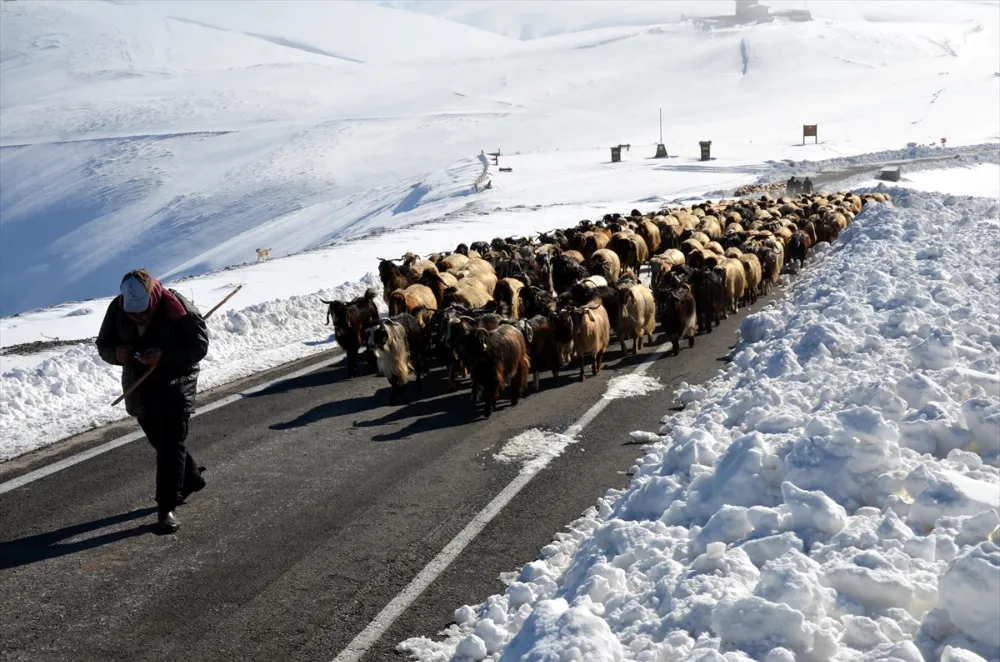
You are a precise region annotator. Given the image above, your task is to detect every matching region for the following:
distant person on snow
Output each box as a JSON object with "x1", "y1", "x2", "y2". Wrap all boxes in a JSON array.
[
  {"x1": 802, "y1": 177, "x2": 814, "y2": 194},
  {"x1": 96, "y1": 269, "x2": 209, "y2": 534},
  {"x1": 786, "y1": 176, "x2": 800, "y2": 196}
]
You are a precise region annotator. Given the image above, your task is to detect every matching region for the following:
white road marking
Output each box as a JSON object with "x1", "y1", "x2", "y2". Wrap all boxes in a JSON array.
[
  {"x1": 331, "y1": 340, "x2": 674, "y2": 662},
  {"x1": 0, "y1": 357, "x2": 337, "y2": 495}
]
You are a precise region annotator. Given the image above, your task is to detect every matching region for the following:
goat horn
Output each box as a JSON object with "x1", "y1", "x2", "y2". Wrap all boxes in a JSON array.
[{"x1": 320, "y1": 299, "x2": 334, "y2": 305}]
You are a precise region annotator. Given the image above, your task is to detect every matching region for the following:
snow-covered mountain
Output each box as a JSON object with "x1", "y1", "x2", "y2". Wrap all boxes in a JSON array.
[{"x1": 2, "y1": 0, "x2": 998, "y2": 317}]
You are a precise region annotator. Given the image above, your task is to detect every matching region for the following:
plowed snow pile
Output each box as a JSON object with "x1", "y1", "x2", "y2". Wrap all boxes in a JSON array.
[{"x1": 399, "y1": 190, "x2": 1000, "y2": 661}]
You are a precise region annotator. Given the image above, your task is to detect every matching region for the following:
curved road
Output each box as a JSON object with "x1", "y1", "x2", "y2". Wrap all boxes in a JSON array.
[{"x1": 0, "y1": 292, "x2": 775, "y2": 662}]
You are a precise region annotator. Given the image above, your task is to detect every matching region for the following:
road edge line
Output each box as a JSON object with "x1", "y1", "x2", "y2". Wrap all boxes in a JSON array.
[{"x1": 0, "y1": 357, "x2": 336, "y2": 495}]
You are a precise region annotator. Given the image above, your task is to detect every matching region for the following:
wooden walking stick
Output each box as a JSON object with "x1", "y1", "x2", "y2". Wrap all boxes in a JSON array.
[{"x1": 110, "y1": 285, "x2": 243, "y2": 407}]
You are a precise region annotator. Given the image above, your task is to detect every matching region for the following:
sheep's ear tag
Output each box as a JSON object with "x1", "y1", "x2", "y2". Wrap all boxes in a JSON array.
[{"x1": 481, "y1": 340, "x2": 488, "y2": 351}]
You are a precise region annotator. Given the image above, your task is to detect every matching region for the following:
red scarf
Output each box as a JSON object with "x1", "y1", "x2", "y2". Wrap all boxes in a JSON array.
[{"x1": 121, "y1": 270, "x2": 187, "y2": 324}]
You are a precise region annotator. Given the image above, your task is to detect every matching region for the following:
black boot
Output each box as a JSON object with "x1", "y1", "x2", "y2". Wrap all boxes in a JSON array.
[
  {"x1": 154, "y1": 467, "x2": 206, "y2": 506},
  {"x1": 158, "y1": 510, "x2": 179, "y2": 534},
  {"x1": 179, "y1": 466, "x2": 207, "y2": 504}
]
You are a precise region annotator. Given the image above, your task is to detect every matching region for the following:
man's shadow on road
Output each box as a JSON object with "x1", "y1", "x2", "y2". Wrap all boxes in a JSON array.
[{"x1": 0, "y1": 507, "x2": 158, "y2": 571}]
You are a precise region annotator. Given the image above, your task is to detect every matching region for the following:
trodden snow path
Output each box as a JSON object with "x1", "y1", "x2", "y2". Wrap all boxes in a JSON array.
[{"x1": 398, "y1": 191, "x2": 1000, "y2": 662}]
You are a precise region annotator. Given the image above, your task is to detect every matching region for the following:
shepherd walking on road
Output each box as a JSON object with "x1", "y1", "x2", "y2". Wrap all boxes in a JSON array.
[{"x1": 96, "y1": 269, "x2": 209, "y2": 534}]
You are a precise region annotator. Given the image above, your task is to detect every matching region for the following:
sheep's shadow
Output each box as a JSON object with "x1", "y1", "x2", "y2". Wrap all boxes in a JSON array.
[
  {"x1": 270, "y1": 369, "x2": 455, "y2": 432},
  {"x1": 269, "y1": 391, "x2": 384, "y2": 430},
  {"x1": 353, "y1": 380, "x2": 484, "y2": 441},
  {"x1": 302, "y1": 335, "x2": 337, "y2": 347},
  {"x1": 250, "y1": 359, "x2": 380, "y2": 398}
]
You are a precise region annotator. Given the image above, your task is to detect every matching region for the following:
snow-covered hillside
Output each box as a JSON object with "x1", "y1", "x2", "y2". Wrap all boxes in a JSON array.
[
  {"x1": 2, "y1": 0, "x2": 998, "y2": 316},
  {"x1": 399, "y1": 189, "x2": 1000, "y2": 662}
]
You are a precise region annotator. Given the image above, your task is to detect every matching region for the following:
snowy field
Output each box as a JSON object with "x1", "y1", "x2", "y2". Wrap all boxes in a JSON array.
[
  {"x1": 398, "y1": 189, "x2": 1000, "y2": 661},
  {"x1": 3, "y1": 0, "x2": 999, "y2": 316}
]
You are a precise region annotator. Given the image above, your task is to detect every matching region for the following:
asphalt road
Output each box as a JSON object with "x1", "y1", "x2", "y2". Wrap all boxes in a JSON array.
[{"x1": 0, "y1": 291, "x2": 777, "y2": 662}]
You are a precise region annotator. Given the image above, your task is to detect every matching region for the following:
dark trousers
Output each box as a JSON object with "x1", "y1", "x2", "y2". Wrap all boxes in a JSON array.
[{"x1": 138, "y1": 412, "x2": 203, "y2": 512}]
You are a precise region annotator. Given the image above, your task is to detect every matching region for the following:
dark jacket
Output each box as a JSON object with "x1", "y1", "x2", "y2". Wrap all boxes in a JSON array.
[{"x1": 96, "y1": 290, "x2": 209, "y2": 418}]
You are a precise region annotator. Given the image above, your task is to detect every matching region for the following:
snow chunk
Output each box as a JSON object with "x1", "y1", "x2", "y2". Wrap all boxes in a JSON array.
[
  {"x1": 711, "y1": 596, "x2": 813, "y2": 654},
  {"x1": 908, "y1": 469, "x2": 1000, "y2": 531},
  {"x1": 962, "y1": 398, "x2": 1000, "y2": 457},
  {"x1": 499, "y1": 599, "x2": 623, "y2": 662},
  {"x1": 781, "y1": 481, "x2": 848, "y2": 537},
  {"x1": 939, "y1": 542, "x2": 1000, "y2": 649},
  {"x1": 737, "y1": 532, "x2": 803, "y2": 568},
  {"x1": 455, "y1": 634, "x2": 488, "y2": 660},
  {"x1": 941, "y1": 646, "x2": 990, "y2": 662}
]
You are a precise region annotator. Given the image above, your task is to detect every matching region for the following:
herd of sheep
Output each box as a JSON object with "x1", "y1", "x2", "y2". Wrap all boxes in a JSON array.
[{"x1": 321, "y1": 190, "x2": 891, "y2": 418}]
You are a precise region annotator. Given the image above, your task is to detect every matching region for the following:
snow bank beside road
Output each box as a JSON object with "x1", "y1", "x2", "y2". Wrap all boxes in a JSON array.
[
  {"x1": 0, "y1": 276, "x2": 382, "y2": 462},
  {"x1": 399, "y1": 190, "x2": 1000, "y2": 661}
]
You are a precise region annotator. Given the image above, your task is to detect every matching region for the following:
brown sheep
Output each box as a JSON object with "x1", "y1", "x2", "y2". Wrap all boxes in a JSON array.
[
  {"x1": 691, "y1": 231, "x2": 711, "y2": 246},
  {"x1": 583, "y1": 232, "x2": 610, "y2": 259},
  {"x1": 321, "y1": 288, "x2": 379, "y2": 378},
  {"x1": 588, "y1": 248, "x2": 621, "y2": 285},
  {"x1": 656, "y1": 284, "x2": 697, "y2": 356},
  {"x1": 494, "y1": 277, "x2": 525, "y2": 318},
  {"x1": 706, "y1": 251, "x2": 727, "y2": 268},
  {"x1": 662, "y1": 248, "x2": 686, "y2": 267},
  {"x1": 686, "y1": 249, "x2": 706, "y2": 269},
  {"x1": 656, "y1": 220, "x2": 683, "y2": 251},
  {"x1": 457, "y1": 259, "x2": 497, "y2": 295},
  {"x1": 739, "y1": 253, "x2": 763, "y2": 304},
  {"x1": 377, "y1": 258, "x2": 411, "y2": 306},
  {"x1": 617, "y1": 283, "x2": 657, "y2": 355},
  {"x1": 516, "y1": 315, "x2": 561, "y2": 392},
  {"x1": 636, "y1": 219, "x2": 661, "y2": 255},
  {"x1": 405, "y1": 260, "x2": 438, "y2": 283},
  {"x1": 715, "y1": 258, "x2": 747, "y2": 315},
  {"x1": 443, "y1": 279, "x2": 494, "y2": 309},
  {"x1": 724, "y1": 247, "x2": 743, "y2": 259},
  {"x1": 563, "y1": 250, "x2": 586, "y2": 264},
  {"x1": 705, "y1": 241, "x2": 725, "y2": 256},
  {"x1": 460, "y1": 324, "x2": 530, "y2": 419},
  {"x1": 388, "y1": 284, "x2": 438, "y2": 316},
  {"x1": 419, "y1": 271, "x2": 460, "y2": 307},
  {"x1": 438, "y1": 253, "x2": 470, "y2": 273},
  {"x1": 649, "y1": 256, "x2": 674, "y2": 289},
  {"x1": 565, "y1": 302, "x2": 611, "y2": 381},
  {"x1": 609, "y1": 232, "x2": 649, "y2": 275},
  {"x1": 787, "y1": 231, "x2": 811, "y2": 271},
  {"x1": 699, "y1": 216, "x2": 723, "y2": 240},
  {"x1": 757, "y1": 246, "x2": 783, "y2": 293}
]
